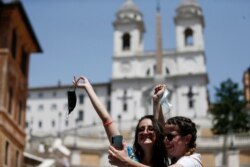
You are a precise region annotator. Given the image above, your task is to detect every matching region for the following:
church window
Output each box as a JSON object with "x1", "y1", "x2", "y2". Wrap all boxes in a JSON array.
[
  {"x1": 123, "y1": 103, "x2": 127, "y2": 111},
  {"x1": 125, "y1": 90, "x2": 130, "y2": 112},
  {"x1": 146, "y1": 68, "x2": 150, "y2": 76},
  {"x1": 189, "y1": 99, "x2": 194, "y2": 108},
  {"x1": 122, "y1": 33, "x2": 131, "y2": 50},
  {"x1": 123, "y1": 90, "x2": 128, "y2": 111},
  {"x1": 184, "y1": 28, "x2": 193, "y2": 46},
  {"x1": 165, "y1": 67, "x2": 170, "y2": 75}
]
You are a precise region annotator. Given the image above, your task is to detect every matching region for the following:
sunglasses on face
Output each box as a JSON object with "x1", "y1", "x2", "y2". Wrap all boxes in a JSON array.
[
  {"x1": 137, "y1": 125, "x2": 155, "y2": 133},
  {"x1": 164, "y1": 133, "x2": 179, "y2": 141}
]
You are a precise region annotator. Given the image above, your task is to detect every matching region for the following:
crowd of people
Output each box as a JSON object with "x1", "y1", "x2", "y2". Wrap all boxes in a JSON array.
[{"x1": 72, "y1": 76, "x2": 203, "y2": 167}]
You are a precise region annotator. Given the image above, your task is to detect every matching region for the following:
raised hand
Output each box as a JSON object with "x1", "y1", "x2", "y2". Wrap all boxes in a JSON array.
[
  {"x1": 72, "y1": 76, "x2": 90, "y2": 89},
  {"x1": 152, "y1": 84, "x2": 166, "y2": 103}
]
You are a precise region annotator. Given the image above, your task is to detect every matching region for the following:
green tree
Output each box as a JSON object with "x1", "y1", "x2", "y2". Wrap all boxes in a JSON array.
[{"x1": 211, "y1": 78, "x2": 250, "y2": 134}]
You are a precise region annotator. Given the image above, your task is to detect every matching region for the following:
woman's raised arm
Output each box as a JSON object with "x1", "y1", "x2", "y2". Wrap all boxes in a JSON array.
[{"x1": 73, "y1": 76, "x2": 120, "y2": 142}]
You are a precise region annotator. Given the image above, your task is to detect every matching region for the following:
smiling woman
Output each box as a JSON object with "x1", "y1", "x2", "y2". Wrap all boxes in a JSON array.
[
  {"x1": 133, "y1": 115, "x2": 167, "y2": 167},
  {"x1": 164, "y1": 116, "x2": 202, "y2": 167}
]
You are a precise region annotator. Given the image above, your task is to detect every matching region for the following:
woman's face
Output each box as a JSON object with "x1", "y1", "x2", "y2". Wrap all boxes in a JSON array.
[
  {"x1": 137, "y1": 118, "x2": 156, "y2": 148},
  {"x1": 163, "y1": 124, "x2": 188, "y2": 159}
]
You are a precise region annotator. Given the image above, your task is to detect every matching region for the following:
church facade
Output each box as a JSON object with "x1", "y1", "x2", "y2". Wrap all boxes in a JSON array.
[
  {"x1": 25, "y1": 0, "x2": 250, "y2": 167},
  {"x1": 111, "y1": 0, "x2": 209, "y2": 131}
]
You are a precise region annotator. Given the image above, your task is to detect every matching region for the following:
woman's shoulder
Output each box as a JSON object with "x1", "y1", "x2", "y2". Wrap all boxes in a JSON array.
[{"x1": 176, "y1": 153, "x2": 202, "y2": 167}]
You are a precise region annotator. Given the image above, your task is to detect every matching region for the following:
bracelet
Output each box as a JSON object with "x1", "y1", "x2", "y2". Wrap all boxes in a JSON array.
[{"x1": 103, "y1": 120, "x2": 113, "y2": 127}]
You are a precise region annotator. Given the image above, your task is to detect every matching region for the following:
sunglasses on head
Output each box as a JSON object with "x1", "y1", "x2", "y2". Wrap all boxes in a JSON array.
[{"x1": 164, "y1": 133, "x2": 179, "y2": 141}]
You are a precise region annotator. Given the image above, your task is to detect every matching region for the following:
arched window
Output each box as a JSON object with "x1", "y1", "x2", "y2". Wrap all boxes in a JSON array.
[
  {"x1": 184, "y1": 28, "x2": 193, "y2": 46},
  {"x1": 122, "y1": 33, "x2": 131, "y2": 50}
]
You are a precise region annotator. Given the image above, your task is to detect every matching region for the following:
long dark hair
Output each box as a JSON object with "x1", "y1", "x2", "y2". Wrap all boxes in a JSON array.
[{"x1": 133, "y1": 115, "x2": 168, "y2": 167}]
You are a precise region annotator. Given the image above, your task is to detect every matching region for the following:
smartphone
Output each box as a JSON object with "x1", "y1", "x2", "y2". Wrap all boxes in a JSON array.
[{"x1": 111, "y1": 135, "x2": 123, "y2": 150}]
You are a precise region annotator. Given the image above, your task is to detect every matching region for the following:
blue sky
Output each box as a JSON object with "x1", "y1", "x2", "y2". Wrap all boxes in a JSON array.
[{"x1": 21, "y1": 0, "x2": 250, "y2": 102}]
